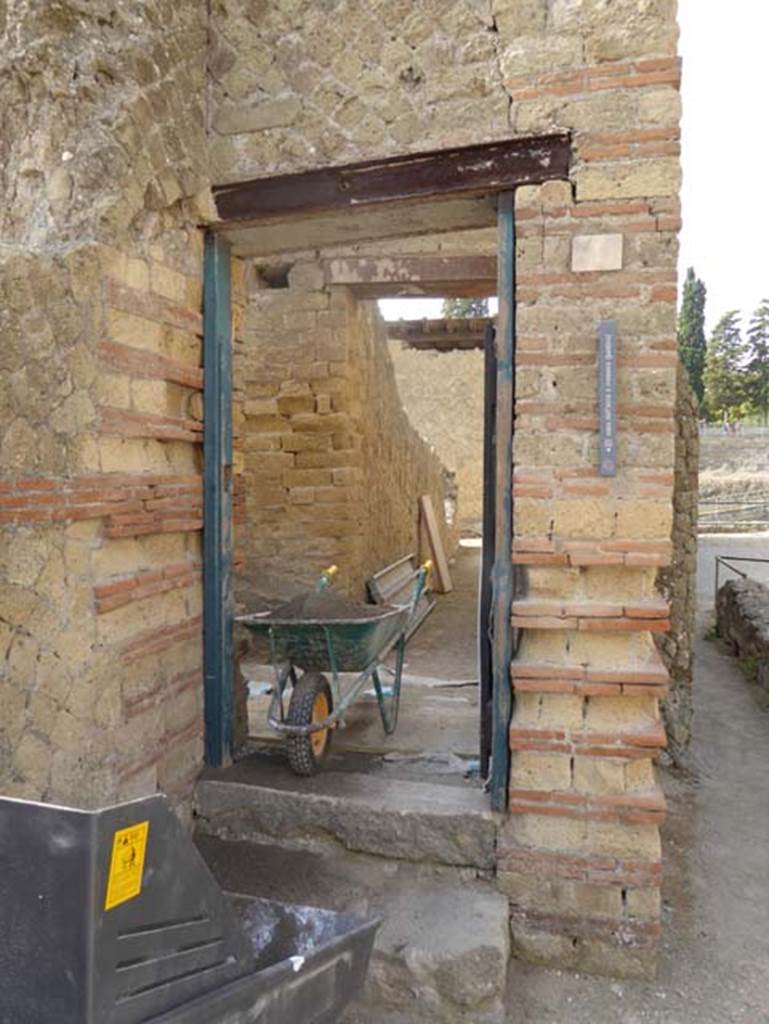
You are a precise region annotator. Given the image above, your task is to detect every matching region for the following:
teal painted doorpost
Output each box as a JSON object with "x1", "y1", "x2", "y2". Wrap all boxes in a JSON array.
[
  {"x1": 203, "y1": 233, "x2": 234, "y2": 767},
  {"x1": 489, "y1": 191, "x2": 516, "y2": 812}
]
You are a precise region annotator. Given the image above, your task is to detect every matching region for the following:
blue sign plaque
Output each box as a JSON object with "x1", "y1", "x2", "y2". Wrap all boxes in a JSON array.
[{"x1": 598, "y1": 320, "x2": 617, "y2": 477}]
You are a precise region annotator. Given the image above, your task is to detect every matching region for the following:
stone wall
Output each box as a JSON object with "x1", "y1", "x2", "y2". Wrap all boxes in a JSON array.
[
  {"x1": 4, "y1": 0, "x2": 683, "y2": 976},
  {"x1": 717, "y1": 578, "x2": 769, "y2": 694},
  {"x1": 388, "y1": 343, "x2": 485, "y2": 532},
  {"x1": 656, "y1": 364, "x2": 699, "y2": 757},
  {"x1": 0, "y1": 1, "x2": 214, "y2": 816},
  {"x1": 210, "y1": 0, "x2": 678, "y2": 183},
  {"x1": 234, "y1": 265, "x2": 455, "y2": 606}
]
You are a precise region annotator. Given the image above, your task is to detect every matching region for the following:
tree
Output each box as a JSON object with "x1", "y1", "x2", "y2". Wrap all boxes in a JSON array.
[
  {"x1": 442, "y1": 297, "x2": 489, "y2": 318},
  {"x1": 677, "y1": 267, "x2": 707, "y2": 405},
  {"x1": 746, "y1": 300, "x2": 769, "y2": 425},
  {"x1": 703, "y1": 311, "x2": 746, "y2": 421}
]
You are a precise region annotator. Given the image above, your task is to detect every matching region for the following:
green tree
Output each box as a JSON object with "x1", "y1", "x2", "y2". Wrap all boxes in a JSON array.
[
  {"x1": 442, "y1": 297, "x2": 489, "y2": 318},
  {"x1": 703, "y1": 311, "x2": 746, "y2": 421},
  {"x1": 677, "y1": 267, "x2": 707, "y2": 405},
  {"x1": 746, "y1": 300, "x2": 769, "y2": 425}
]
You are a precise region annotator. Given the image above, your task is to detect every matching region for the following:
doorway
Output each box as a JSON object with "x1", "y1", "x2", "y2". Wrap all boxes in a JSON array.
[{"x1": 202, "y1": 136, "x2": 571, "y2": 811}]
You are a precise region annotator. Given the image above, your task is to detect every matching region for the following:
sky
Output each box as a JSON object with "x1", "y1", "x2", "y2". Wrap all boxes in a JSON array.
[
  {"x1": 381, "y1": 3, "x2": 769, "y2": 334},
  {"x1": 678, "y1": 1, "x2": 769, "y2": 331}
]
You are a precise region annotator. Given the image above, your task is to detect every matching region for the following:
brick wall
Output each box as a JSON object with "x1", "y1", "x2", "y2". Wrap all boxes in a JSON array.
[{"x1": 234, "y1": 264, "x2": 455, "y2": 606}]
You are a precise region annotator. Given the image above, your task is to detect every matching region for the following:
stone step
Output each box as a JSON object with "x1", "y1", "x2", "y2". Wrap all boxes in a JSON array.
[
  {"x1": 195, "y1": 751, "x2": 499, "y2": 870},
  {"x1": 196, "y1": 834, "x2": 510, "y2": 1024}
]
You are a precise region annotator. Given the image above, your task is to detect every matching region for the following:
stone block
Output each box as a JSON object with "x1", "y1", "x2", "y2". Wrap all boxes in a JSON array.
[
  {"x1": 585, "y1": 694, "x2": 658, "y2": 731},
  {"x1": 288, "y1": 261, "x2": 325, "y2": 291},
  {"x1": 510, "y1": 751, "x2": 572, "y2": 791},
  {"x1": 573, "y1": 756, "x2": 625, "y2": 796},
  {"x1": 626, "y1": 887, "x2": 662, "y2": 920},
  {"x1": 577, "y1": 159, "x2": 681, "y2": 202},
  {"x1": 215, "y1": 97, "x2": 302, "y2": 134}
]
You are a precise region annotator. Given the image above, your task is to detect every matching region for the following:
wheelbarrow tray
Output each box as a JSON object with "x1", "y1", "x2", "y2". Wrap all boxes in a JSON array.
[{"x1": 241, "y1": 605, "x2": 408, "y2": 672}]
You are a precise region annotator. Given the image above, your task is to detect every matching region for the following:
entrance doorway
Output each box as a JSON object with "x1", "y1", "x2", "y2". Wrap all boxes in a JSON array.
[{"x1": 202, "y1": 136, "x2": 571, "y2": 812}]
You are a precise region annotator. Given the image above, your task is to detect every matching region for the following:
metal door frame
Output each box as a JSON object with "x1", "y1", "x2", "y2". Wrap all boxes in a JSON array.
[
  {"x1": 202, "y1": 233, "x2": 234, "y2": 767},
  {"x1": 200, "y1": 202, "x2": 518, "y2": 795},
  {"x1": 488, "y1": 191, "x2": 516, "y2": 811}
]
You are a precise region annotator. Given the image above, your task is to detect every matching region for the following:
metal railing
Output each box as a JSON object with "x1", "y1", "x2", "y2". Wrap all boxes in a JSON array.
[
  {"x1": 714, "y1": 555, "x2": 769, "y2": 608},
  {"x1": 699, "y1": 497, "x2": 769, "y2": 532}
]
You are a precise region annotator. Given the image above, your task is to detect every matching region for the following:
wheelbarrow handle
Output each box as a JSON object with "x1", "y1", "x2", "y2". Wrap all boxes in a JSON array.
[{"x1": 315, "y1": 564, "x2": 339, "y2": 592}]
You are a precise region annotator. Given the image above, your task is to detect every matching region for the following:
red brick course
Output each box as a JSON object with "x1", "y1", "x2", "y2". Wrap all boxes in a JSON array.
[
  {"x1": 504, "y1": 57, "x2": 681, "y2": 100},
  {"x1": 108, "y1": 279, "x2": 203, "y2": 335},
  {"x1": 510, "y1": 722, "x2": 667, "y2": 760},
  {"x1": 120, "y1": 614, "x2": 203, "y2": 664},
  {"x1": 0, "y1": 473, "x2": 202, "y2": 534},
  {"x1": 94, "y1": 561, "x2": 201, "y2": 613},
  {"x1": 98, "y1": 340, "x2": 203, "y2": 390},
  {"x1": 511, "y1": 599, "x2": 670, "y2": 633},
  {"x1": 100, "y1": 407, "x2": 203, "y2": 444}
]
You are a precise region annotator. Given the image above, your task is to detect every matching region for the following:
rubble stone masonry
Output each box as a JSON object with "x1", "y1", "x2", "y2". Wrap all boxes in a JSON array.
[{"x1": 0, "y1": 3, "x2": 214, "y2": 818}]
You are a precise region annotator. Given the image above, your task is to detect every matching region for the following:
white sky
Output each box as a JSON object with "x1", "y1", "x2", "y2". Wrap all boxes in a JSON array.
[
  {"x1": 678, "y1": 1, "x2": 769, "y2": 331},
  {"x1": 381, "y1": 3, "x2": 768, "y2": 333}
]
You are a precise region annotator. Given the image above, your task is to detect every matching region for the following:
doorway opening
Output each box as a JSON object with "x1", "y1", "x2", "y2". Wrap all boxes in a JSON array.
[{"x1": 202, "y1": 136, "x2": 571, "y2": 812}]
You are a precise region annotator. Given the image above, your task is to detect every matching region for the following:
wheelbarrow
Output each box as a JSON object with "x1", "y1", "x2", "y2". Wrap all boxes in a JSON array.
[
  {"x1": 0, "y1": 793, "x2": 379, "y2": 1023},
  {"x1": 238, "y1": 562, "x2": 431, "y2": 775}
]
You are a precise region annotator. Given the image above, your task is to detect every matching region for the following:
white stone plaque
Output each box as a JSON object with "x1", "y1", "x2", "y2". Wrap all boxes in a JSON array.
[{"x1": 572, "y1": 234, "x2": 623, "y2": 273}]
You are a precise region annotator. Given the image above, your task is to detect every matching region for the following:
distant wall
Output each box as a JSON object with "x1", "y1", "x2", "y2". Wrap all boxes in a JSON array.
[
  {"x1": 234, "y1": 265, "x2": 456, "y2": 607},
  {"x1": 388, "y1": 343, "x2": 485, "y2": 532}
]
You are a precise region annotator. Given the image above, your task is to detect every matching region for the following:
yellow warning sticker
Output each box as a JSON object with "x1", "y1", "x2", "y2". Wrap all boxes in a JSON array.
[{"x1": 104, "y1": 821, "x2": 150, "y2": 911}]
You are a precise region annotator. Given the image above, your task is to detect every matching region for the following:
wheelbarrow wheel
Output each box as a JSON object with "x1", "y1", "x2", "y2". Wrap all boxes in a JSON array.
[{"x1": 286, "y1": 672, "x2": 333, "y2": 776}]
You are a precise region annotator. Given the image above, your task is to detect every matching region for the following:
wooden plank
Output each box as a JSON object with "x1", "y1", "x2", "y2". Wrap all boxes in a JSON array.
[
  {"x1": 324, "y1": 255, "x2": 496, "y2": 287},
  {"x1": 213, "y1": 133, "x2": 571, "y2": 225},
  {"x1": 220, "y1": 196, "x2": 497, "y2": 258},
  {"x1": 419, "y1": 495, "x2": 453, "y2": 595},
  {"x1": 489, "y1": 192, "x2": 516, "y2": 812}
]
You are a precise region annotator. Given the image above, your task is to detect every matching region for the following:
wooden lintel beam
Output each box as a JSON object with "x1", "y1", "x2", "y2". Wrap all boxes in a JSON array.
[
  {"x1": 213, "y1": 133, "x2": 571, "y2": 226},
  {"x1": 325, "y1": 255, "x2": 495, "y2": 286},
  {"x1": 323, "y1": 255, "x2": 496, "y2": 297},
  {"x1": 403, "y1": 338, "x2": 485, "y2": 352},
  {"x1": 386, "y1": 318, "x2": 490, "y2": 352}
]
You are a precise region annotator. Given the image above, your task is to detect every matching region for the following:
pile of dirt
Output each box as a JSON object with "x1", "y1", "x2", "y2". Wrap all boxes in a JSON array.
[{"x1": 268, "y1": 590, "x2": 389, "y2": 622}]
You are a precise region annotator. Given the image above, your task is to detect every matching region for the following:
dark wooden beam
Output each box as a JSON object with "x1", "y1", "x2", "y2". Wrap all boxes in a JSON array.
[
  {"x1": 386, "y1": 317, "x2": 490, "y2": 352},
  {"x1": 213, "y1": 133, "x2": 571, "y2": 226}
]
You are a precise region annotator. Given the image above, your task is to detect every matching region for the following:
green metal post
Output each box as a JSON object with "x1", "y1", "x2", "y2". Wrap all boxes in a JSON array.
[
  {"x1": 203, "y1": 233, "x2": 234, "y2": 767},
  {"x1": 490, "y1": 191, "x2": 516, "y2": 812}
]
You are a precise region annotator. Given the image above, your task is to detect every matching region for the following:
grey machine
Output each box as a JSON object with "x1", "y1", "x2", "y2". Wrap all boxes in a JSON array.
[{"x1": 0, "y1": 794, "x2": 378, "y2": 1023}]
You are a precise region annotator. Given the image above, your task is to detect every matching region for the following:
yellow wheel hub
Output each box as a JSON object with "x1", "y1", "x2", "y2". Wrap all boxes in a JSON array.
[{"x1": 310, "y1": 692, "x2": 329, "y2": 757}]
